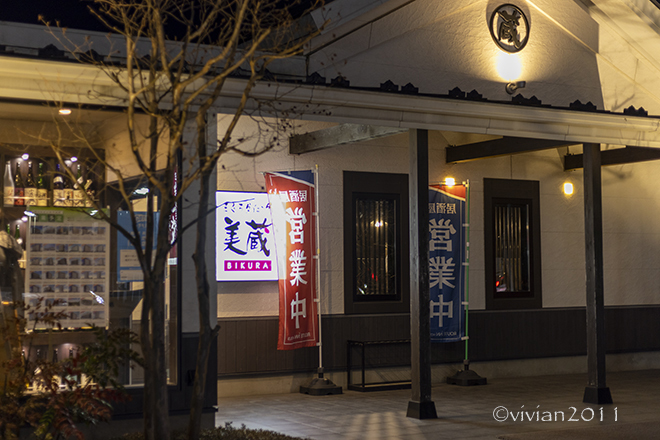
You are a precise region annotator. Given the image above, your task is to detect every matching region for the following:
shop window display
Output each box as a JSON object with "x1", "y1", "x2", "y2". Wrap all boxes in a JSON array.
[{"x1": 1, "y1": 146, "x2": 178, "y2": 388}]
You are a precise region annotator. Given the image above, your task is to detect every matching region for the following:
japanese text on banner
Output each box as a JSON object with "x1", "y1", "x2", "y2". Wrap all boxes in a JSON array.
[
  {"x1": 428, "y1": 185, "x2": 466, "y2": 343},
  {"x1": 265, "y1": 171, "x2": 318, "y2": 350}
]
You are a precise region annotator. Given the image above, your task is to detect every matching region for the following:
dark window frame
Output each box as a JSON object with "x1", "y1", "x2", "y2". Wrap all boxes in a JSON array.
[
  {"x1": 343, "y1": 171, "x2": 410, "y2": 314},
  {"x1": 484, "y1": 178, "x2": 542, "y2": 310}
]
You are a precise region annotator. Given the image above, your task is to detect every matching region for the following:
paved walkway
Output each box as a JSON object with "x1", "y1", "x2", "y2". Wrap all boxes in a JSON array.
[{"x1": 216, "y1": 369, "x2": 660, "y2": 439}]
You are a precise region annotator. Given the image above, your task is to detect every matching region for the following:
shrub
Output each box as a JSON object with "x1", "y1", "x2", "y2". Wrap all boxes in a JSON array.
[
  {"x1": 0, "y1": 298, "x2": 142, "y2": 439},
  {"x1": 110, "y1": 423, "x2": 309, "y2": 440}
]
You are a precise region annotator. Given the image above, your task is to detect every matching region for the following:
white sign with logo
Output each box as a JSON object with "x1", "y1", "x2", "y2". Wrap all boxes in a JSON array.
[{"x1": 215, "y1": 191, "x2": 278, "y2": 281}]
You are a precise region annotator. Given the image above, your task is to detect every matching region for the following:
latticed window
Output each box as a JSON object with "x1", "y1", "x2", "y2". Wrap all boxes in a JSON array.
[
  {"x1": 354, "y1": 197, "x2": 397, "y2": 296},
  {"x1": 484, "y1": 178, "x2": 541, "y2": 310},
  {"x1": 494, "y1": 202, "x2": 530, "y2": 293},
  {"x1": 343, "y1": 171, "x2": 409, "y2": 314}
]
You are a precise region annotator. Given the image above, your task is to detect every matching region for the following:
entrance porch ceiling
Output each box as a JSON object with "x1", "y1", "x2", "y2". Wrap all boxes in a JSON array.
[
  {"x1": 2, "y1": 56, "x2": 660, "y2": 150},
  {"x1": 227, "y1": 82, "x2": 660, "y2": 150}
]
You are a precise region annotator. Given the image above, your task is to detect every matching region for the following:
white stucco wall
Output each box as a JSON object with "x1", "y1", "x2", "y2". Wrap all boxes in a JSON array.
[
  {"x1": 216, "y1": 115, "x2": 660, "y2": 317},
  {"x1": 216, "y1": 116, "x2": 411, "y2": 317},
  {"x1": 215, "y1": 0, "x2": 660, "y2": 317},
  {"x1": 308, "y1": 0, "x2": 660, "y2": 114}
]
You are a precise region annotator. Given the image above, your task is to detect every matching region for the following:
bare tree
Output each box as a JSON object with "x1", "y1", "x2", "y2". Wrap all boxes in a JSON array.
[{"x1": 41, "y1": 1, "x2": 324, "y2": 439}]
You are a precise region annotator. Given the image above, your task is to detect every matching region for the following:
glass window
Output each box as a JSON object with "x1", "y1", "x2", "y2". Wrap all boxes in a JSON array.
[
  {"x1": 484, "y1": 178, "x2": 541, "y2": 310},
  {"x1": 494, "y1": 202, "x2": 530, "y2": 294},
  {"x1": 343, "y1": 171, "x2": 409, "y2": 314},
  {"x1": 108, "y1": 174, "x2": 179, "y2": 387},
  {"x1": 0, "y1": 146, "x2": 179, "y2": 390},
  {"x1": 354, "y1": 197, "x2": 397, "y2": 297}
]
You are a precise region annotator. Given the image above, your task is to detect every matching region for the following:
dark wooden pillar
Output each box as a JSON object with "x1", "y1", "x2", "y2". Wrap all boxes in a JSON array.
[
  {"x1": 407, "y1": 129, "x2": 437, "y2": 419},
  {"x1": 582, "y1": 143, "x2": 613, "y2": 404}
]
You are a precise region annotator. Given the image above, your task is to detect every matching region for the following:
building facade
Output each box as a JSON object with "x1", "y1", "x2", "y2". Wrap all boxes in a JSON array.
[
  {"x1": 1, "y1": 0, "x2": 660, "y2": 416},
  {"x1": 214, "y1": 0, "x2": 660, "y2": 398}
]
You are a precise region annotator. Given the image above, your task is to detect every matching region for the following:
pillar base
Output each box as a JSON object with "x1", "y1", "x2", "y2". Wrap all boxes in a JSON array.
[
  {"x1": 583, "y1": 386, "x2": 613, "y2": 404},
  {"x1": 406, "y1": 400, "x2": 438, "y2": 419}
]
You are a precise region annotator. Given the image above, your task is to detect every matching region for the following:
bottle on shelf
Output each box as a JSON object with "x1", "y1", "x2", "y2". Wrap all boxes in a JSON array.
[
  {"x1": 63, "y1": 165, "x2": 74, "y2": 207},
  {"x1": 5, "y1": 223, "x2": 10, "y2": 234},
  {"x1": 3, "y1": 160, "x2": 14, "y2": 206},
  {"x1": 53, "y1": 164, "x2": 65, "y2": 207},
  {"x1": 14, "y1": 223, "x2": 21, "y2": 245},
  {"x1": 84, "y1": 171, "x2": 96, "y2": 208},
  {"x1": 15, "y1": 223, "x2": 25, "y2": 265},
  {"x1": 25, "y1": 160, "x2": 37, "y2": 207},
  {"x1": 73, "y1": 163, "x2": 84, "y2": 207},
  {"x1": 13, "y1": 159, "x2": 25, "y2": 207},
  {"x1": 36, "y1": 161, "x2": 48, "y2": 206}
]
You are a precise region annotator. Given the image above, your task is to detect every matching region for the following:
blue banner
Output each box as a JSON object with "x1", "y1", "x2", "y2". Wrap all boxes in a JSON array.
[{"x1": 429, "y1": 185, "x2": 466, "y2": 343}]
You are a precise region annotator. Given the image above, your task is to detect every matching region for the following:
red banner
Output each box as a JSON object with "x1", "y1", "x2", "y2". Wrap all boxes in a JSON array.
[{"x1": 265, "y1": 172, "x2": 318, "y2": 350}]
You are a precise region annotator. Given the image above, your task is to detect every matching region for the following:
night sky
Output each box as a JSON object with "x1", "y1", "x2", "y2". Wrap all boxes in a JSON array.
[
  {"x1": 2, "y1": 0, "x2": 328, "y2": 34},
  {"x1": 2, "y1": 0, "x2": 107, "y2": 32}
]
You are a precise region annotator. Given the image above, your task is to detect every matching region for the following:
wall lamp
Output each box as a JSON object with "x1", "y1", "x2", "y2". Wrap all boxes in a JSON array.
[{"x1": 506, "y1": 81, "x2": 526, "y2": 95}]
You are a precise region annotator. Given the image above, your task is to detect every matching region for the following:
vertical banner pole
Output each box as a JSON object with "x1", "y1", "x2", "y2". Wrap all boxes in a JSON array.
[
  {"x1": 314, "y1": 164, "x2": 323, "y2": 372},
  {"x1": 446, "y1": 179, "x2": 486, "y2": 386},
  {"x1": 298, "y1": 165, "x2": 341, "y2": 395},
  {"x1": 464, "y1": 180, "x2": 471, "y2": 361}
]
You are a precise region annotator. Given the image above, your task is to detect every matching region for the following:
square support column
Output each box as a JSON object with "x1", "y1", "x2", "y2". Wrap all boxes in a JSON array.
[
  {"x1": 582, "y1": 143, "x2": 613, "y2": 404},
  {"x1": 407, "y1": 129, "x2": 437, "y2": 419}
]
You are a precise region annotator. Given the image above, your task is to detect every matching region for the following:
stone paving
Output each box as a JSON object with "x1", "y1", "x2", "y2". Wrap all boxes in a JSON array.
[{"x1": 216, "y1": 369, "x2": 660, "y2": 439}]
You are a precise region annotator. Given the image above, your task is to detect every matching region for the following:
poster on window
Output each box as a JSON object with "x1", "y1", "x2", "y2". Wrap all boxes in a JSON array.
[
  {"x1": 264, "y1": 171, "x2": 318, "y2": 351},
  {"x1": 25, "y1": 207, "x2": 110, "y2": 330},
  {"x1": 429, "y1": 184, "x2": 466, "y2": 343},
  {"x1": 116, "y1": 211, "x2": 159, "y2": 282},
  {"x1": 215, "y1": 191, "x2": 277, "y2": 281}
]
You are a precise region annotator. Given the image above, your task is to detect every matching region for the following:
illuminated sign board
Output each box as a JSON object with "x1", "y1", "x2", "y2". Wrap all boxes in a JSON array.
[{"x1": 215, "y1": 191, "x2": 278, "y2": 281}]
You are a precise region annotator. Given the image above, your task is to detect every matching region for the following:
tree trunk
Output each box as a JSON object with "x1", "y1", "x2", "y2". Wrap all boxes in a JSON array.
[
  {"x1": 140, "y1": 258, "x2": 170, "y2": 440},
  {"x1": 187, "y1": 119, "x2": 220, "y2": 440},
  {"x1": 140, "y1": 277, "x2": 155, "y2": 440},
  {"x1": 152, "y1": 281, "x2": 170, "y2": 440}
]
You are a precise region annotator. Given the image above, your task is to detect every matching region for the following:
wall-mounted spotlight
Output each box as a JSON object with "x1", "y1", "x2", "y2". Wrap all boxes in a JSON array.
[
  {"x1": 506, "y1": 81, "x2": 526, "y2": 95},
  {"x1": 444, "y1": 177, "x2": 456, "y2": 187},
  {"x1": 59, "y1": 108, "x2": 72, "y2": 116},
  {"x1": 563, "y1": 182, "x2": 574, "y2": 196}
]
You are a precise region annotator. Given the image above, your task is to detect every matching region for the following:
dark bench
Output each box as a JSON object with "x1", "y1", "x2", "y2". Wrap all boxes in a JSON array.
[{"x1": 346, "y1": 339, "x2": 412, "y2": 392}]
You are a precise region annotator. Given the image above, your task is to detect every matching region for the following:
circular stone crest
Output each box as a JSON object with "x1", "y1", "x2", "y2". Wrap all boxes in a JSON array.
[{"x1": 489, "y1": 4, "x2": 530, "y2": 53}]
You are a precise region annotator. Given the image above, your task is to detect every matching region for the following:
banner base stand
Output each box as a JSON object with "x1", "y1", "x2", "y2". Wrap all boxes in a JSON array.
[
  {"x1": 447, "y1": 360, "x2": 487, "y2": 386},
  {"x1": 300, "y1": 369, "x2": 342, "y2": 396}
]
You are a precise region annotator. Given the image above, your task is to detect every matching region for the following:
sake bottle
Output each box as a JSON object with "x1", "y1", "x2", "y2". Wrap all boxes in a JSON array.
[
  {"x1": 73, "y1": 163, "x2": 84, "y2": 207},
  {"x1": 3, "y1": 160, "x2": 14, "y2": 206},
  {"x1": 53, "y1": 163, "x2": 65, "y2": 207},
  {"x1": 13, "y1": 159, "x2": 25, "y2": 206},
  {"x1": 14, "y1": 223, "x2": 22, "y2": 248},
  {"x1": 63, "y1": 166, "x2": 74, "y2": 207},
  {"x1": 36, "y1": 162, "x2": 48, "y2": 206},
  {"x1": 25, "y1": 161, "x2": 37, "y2": 206},
  {"x1": 84, "y1": 175, "x2": 96, "y2": 208}
]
